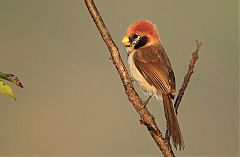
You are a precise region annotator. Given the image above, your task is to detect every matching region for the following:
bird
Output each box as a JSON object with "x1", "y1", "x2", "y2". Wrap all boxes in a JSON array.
[{"x1": 122, "y1": 20, "x2": 184, "y2": 150}]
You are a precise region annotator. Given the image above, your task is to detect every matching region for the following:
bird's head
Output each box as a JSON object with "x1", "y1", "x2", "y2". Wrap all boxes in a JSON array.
[{"x1": 122, "y1": 20, "x2": 160, "y2": 52}]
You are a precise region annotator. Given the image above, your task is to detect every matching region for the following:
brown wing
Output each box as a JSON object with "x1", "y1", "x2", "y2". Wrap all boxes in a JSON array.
[{"x1": 133, "y1": 44, "x2": 176, "y2": 98}]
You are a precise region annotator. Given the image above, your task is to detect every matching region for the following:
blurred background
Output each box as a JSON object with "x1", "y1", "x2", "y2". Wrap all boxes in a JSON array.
[{"x1": 0, "y1": 0, "x2": 239, "y2": 156}]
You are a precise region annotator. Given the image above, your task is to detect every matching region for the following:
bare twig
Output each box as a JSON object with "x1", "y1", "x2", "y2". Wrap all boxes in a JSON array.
[
  {"x1": 165, "y1": 41, "x2": 202, "y2": 145},
  {"x1": 174, "y1": 40, "x2": 202, "y2": 114},
  {"x1": 84, "y1": 0, "x2": 174, "y2": 156}
]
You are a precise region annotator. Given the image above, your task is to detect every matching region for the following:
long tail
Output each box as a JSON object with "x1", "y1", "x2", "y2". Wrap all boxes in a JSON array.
[{"x1": 162, "y1": 94, "x2": 184, "y2": 150}]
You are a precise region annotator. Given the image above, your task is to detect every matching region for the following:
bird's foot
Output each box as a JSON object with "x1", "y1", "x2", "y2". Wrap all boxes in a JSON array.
[
  {"x1": 140, "y1": 95, "x2": 153, "y2": 109},
  {"x1": 123, "y1": 77, "x2": 135, "y2": 86}
]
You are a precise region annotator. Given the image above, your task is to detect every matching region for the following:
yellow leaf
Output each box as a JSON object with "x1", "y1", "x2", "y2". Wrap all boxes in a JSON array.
[{"x1": 0, "y1": 80, "x2": 16, "y2": 100}]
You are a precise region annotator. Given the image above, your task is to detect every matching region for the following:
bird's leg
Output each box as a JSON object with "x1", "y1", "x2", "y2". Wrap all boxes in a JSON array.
[
  {"x1": 124, "y1": 77, "x2": 135, "y2": 86},
  {"x1": 142, "y1": 95, "x2": 153, "y2": 107},
  {"x1": 164, "y1": 129, "x2": 170, "y2": 144}
]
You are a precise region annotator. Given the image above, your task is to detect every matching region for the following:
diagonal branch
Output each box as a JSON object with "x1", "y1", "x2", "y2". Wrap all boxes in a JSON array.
[
  {"x1": 174, "y1": 40, "x2": 202, "y2": 114},
  {"x1": 84, "y1": 0, "x2": 174, "y2": 156}
]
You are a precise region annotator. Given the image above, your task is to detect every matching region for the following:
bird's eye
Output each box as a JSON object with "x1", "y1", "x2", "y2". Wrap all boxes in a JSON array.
[
  {"x1": 129, "y1": 34, "x2": 140, "y2": 43},
  {"x1": 132, "y1": 34, "x2": 139, "y2": 38}
]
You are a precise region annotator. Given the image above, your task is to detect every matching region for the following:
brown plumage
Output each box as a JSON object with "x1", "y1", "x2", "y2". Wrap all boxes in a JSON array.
[{"x1": 122, "y1": 20, "x2": 184, "y2": 150}]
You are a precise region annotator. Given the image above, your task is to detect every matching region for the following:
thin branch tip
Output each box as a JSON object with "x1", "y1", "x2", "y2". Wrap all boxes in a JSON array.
[
  {"x1": 196, "y1": 40, "x2": 203, "y2": 49},
  {"x1": 174, "y1": 39, "x2": 202, "y2": 113}
]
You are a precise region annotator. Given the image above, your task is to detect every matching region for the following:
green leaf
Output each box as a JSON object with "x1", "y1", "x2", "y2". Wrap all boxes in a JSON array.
[
  {"x1": 0, "y1": 71, "x2": 23, "y2": 88},
  {"x1": 0, "y1": 80, "x2": 16, "y2": 100}
]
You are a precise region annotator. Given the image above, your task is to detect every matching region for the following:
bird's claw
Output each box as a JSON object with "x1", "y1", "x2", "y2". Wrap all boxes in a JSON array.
[
  {"x1": 123, "y1": 77, "x2": 135, "y2": 86},
  {"x1": 140, "y1": 95, "x2": 153, "y2": 109}
]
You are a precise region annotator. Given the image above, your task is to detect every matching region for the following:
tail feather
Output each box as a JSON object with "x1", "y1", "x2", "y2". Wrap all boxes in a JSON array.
[{"x1": 162, "y1": 94, "x2": 184, "y2": 150}]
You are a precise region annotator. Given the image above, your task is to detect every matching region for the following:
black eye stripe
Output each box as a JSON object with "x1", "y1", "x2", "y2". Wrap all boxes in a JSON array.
[
  {"x1": 129, "y1": 34, "x2": 139, "y2": 42},
  {"x1": 134, "y1": 36, "x2": 148, "y2": 49}
]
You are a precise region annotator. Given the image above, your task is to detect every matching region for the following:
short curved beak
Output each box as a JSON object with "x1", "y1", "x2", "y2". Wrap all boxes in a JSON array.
[{"x1": 122, "y1": 36, "x2": 131, "y2": 46}]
